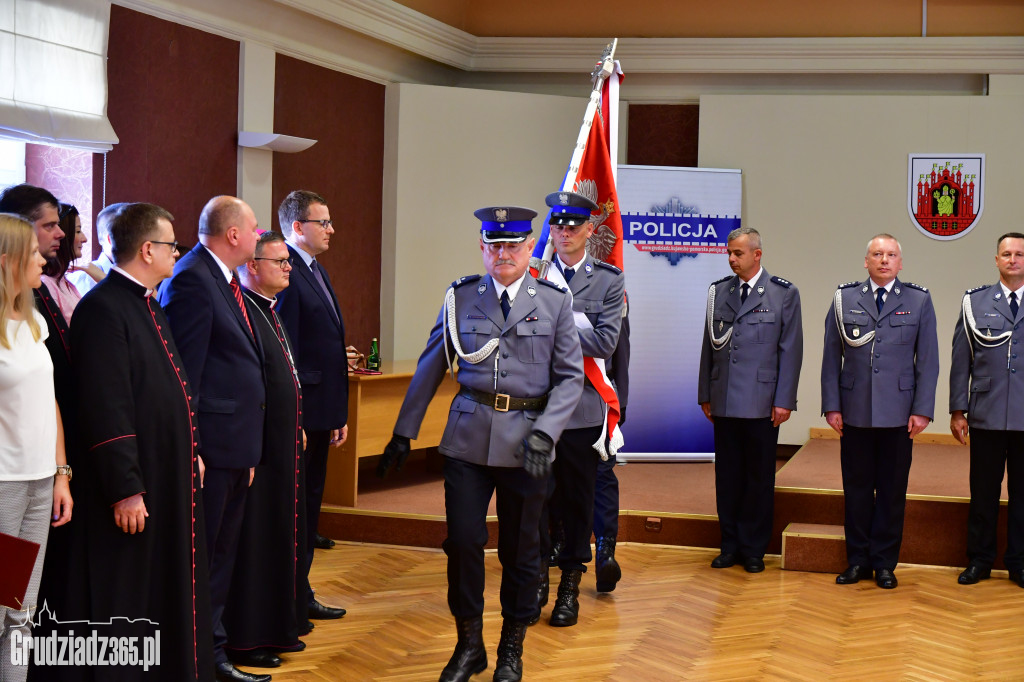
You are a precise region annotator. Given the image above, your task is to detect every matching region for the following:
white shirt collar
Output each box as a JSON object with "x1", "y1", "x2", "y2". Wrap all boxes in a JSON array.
[
  {"x1": 493, "y1": 271, "x2": 528, "y2": 306},
  {"x1": 286, "y1": 239, "x2": 315, "y2": 269},
  {"x1": 740, "y1": 267, "x2": 763, "y2": 288},
  {"x1": 999, "y1": 281, "x2": 1024, "y2": 300},
  {"x1": 111, "y1": 266, "x2": 154, "y2": 297},
  {"x1": 870, "y1": 279, "x2": 895, "y2": 294},
  {"x1": 203, "y1": 245, "x2": 234, "y2": 283},
  {"x1": 557, "y1": 253, "x2": 587, "y2": 272}
]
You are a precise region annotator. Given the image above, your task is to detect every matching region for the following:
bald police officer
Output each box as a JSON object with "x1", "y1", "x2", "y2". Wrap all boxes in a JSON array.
[
  {"x1": 699, "y1": 226, "x2": 803, "y2": 574},
  {"x1": 377, "y1": 206, "x2": 584, "y2": 682},
  {"x1": 950, "y1": 232, "x2": 1024, "y2": 588},
  {"x1": 822, "y1": 233, "x2": 939, "y2": 589},
  {"x1": 539, "y1": 190, "x2": 624, "y2": 628}
]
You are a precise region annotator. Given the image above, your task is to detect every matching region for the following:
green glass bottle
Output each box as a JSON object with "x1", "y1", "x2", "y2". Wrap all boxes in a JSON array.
[{"x1": 367, "y1": 337, "x2": 381, "y2": 371}]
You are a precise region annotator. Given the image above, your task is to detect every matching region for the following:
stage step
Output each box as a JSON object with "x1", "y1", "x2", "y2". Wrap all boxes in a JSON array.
[{"x1": 781, "y1": 523, "x2": 846, "y2": 573}]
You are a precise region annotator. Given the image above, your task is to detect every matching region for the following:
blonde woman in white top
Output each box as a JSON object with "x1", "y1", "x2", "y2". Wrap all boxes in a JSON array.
[{"x1": 0, "y1": 213, "x2": 72, "y2": 682}]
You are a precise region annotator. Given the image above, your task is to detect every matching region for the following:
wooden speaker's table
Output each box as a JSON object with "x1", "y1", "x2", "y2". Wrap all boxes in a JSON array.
[{"x1": 323, "y1": 359, "x2": 458, "y2": 507}]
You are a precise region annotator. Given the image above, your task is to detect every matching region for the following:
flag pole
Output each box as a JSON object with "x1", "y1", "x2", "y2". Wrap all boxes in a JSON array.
[{"x1": 534, "y1": 38, "x2": 618, "y2": 279}]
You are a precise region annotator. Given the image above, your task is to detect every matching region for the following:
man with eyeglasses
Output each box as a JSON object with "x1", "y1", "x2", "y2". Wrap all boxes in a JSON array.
[
  {"x1": 159, "y1": 195, "x2": 270, "y2": 682},
  {"x1": 70, "y1": 202, "x2": 215, "y2": 680},
  {"x1": 377, "y1": 206, "x2": 583, "y2": 682},
  {"x1": 221, "y1": 231, "x2": 305, "y2": 667},
  {"x1": 273, "y1": 190, "x2": 349, "y2": 630}
]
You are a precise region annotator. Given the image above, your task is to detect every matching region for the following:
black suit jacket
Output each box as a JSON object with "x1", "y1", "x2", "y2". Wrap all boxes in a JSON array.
[
  {"x1": 275, "y1": 244, "x2": 348, "y2": 432},
  {"x1": 158, "y1": 244, "x2": 266, "y2": 469}
]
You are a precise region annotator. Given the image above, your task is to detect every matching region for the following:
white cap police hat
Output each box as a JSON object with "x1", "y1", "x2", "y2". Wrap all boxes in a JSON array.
[
  {"x1": 474, "y1": 206, "x2": 536, "y2": 244},
  {"x1": 545, "y1": 191, "x2": 598, "y2": 227}
]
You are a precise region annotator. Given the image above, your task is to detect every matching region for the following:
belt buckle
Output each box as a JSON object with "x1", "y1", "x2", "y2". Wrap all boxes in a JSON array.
[{"x1": 494, "y1": 393, "x2": 511, "y2": 412}]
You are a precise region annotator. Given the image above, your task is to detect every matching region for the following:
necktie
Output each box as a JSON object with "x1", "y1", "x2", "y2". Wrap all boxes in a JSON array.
[
  {"x1": 500, "y1": 291, "x2": 511, "y2": 320},
  {"x1": 740, "y1": 283, "x2": 749, "y2": 304},
  {"x1": 564, "y1": 266, "x2": 575, "y2": 284},
  {"x1": 876, "y1": 287, "x2": 885, "y2": 314},
  {"x1": 311, "y1": 260, "x2": 340, "y2": 324},
  {"x1": 229, "y1": 274, "x2": 254, "y2": 337},
  {"x1": 1011, "y1": 292, "x2": 1019, "y2": 318}
]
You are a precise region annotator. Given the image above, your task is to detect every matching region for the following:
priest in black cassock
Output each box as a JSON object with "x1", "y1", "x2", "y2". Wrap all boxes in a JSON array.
[
  {"x1": 223, "y1": 231, "x2": 306, "y2": 668},
  {"x1": 70, "y1": 203, "x2": 214, "y2": 681}
]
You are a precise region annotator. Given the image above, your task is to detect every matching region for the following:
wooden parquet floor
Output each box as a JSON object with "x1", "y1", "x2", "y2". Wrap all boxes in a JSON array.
[{"x1": 266, "y1": 542, "x2": 1024, "y2": 681}]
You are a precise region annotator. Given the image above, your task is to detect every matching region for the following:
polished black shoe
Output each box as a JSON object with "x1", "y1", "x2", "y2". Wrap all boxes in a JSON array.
[
  {"x1": 493, "y1": 620, "x2": 527, "y2": 681},
  {"x1": 308, "y1": 599, "x2": 346, "y2": 619},
  {"x1": 548, "y1": 569, "x2": 582, "y2": 627},
  {"x1": 710, "y1": 552, "x2": 737, "y2": 569},
  {"x1": 875, "y1": 568, "x2": 898, "y2": 589},
  {"x1": 1009, "y1": 568, "x2": 1024, "y2": 587},
  {"x1": 958, "y1": 564, "x2": 991, "y2": 585},
  {"x1": 314, "y1": 533, "x2": 335, "y2": 549},
  {"x1": 298, "y1": 620, "x2": 314, "y2": 636},
  {"x1": 743, "y1": 556, "x2": 765, "y2": 573},
  {"x1": 228, "y1": 649, "x2": 282, "y2": 668},
  {"x1": 528, "y1": 567, "x2": 549, "y2": 626},
  {"x1": 595, "y1": 537, "x2": 621, "y2": 592},
  {"x1": 215, "y1": 662, "x2": 271, "y2": 682},
  {"x1": 439, "y1": 616, "x2": 487, "y2": 682},
  {"x1": 835, "y1": 565, "x2": 872, "y2": 585}
]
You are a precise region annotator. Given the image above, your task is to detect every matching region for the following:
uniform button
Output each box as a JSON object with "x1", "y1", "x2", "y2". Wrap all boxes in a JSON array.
[
  {"x1": 735, "y1": 332, "x2": 741, "y2": 338},
  {"x1": 732, "y1": 358, "x2": 737, "y2": 364},
  {"x1": 471, "y1": 326, "x2": 477, "y2": 331},
  {"x1": 502, "y1": 352, "x2": 509, "y2": 358},
  {"x1": 1013, "y1": 368, "x2": 1018, "y2": 373},
  {"x1": 533, "y1": 329, "x2": 537, "y2": 334},
  {"x1": 873, "y1": 368, "x2": 879, "y2": 373},
  {"x1": 501, "y1": 370, "x2": 508, "y2": 377},
  {"x1": 1014, "y1": 354, "x2": 1019, "y2": 359},
  {"x1": 261, "y1": 403, "x2": 266, "y2": 409},
  {"x1": 874, "y1": 354, "x2": 880, "y2": 358}
]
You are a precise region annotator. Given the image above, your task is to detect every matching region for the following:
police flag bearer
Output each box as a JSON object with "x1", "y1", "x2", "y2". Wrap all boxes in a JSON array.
[
  {"x1": 822, "y1": 233, "x2": 939, "y2": 589},
  {"x1": 698, "y1": 226, "x2": 803, "y2": 574},
  {"x1": 950, "y1": 232, "x2": 1024, "y2": 588},
  {"x1": 377, "y1": 206, "x2": 584, "y2": 682},
  {"x1": 537, "y1": 190, "x2": 625, "y2": 628}
]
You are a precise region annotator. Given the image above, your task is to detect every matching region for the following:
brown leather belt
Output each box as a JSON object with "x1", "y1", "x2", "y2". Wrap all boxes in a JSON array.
[{"x1": 458, "y1": 387, "x2": 548, "y2": 413}]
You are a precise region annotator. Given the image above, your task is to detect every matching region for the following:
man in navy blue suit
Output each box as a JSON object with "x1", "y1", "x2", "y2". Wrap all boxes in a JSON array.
[
  {"x1": 159, "y1": 195, "x2": 270, "y2": 682},
  {"x1": 275, "y1": 190, "x2": 349, "y2": 625}
]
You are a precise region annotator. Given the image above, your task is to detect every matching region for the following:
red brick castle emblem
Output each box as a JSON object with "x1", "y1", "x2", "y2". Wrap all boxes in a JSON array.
[{"x1": 907, "y1": 154, "x2": 984, "y2": 241}]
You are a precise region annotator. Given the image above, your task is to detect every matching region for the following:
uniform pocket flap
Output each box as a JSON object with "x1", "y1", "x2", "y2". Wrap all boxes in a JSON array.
[
  {"x1": 460, "y1": 318, "x2": 494, "y2": 335},
  {"x1": 746, "y1": 312, "x2": 776, "y2": 324},
  {"x1": 890, "y1": 314, "x2": 917, "y2": 326},
  {"x1": 450, "y1": 397, "x2": 478, "y2": 413},
  {"x1": 976, "y1": 315, "x2": 1005, "y2": 330},
  {"x1": 846, "y1": 313, "x2": 870, "y2": 326},
  {"x1": 199, "y1": 396, "x2": 237, "y2": 414},
  {"x1": 756, "y1": 368, "x2": 777, "y2": 383},
  {"x1": 839, "y1": 372, "x2": 855, "y2": 389},
  {"x1": 577, "y1": 299, "x2": 605, "y2": 314},
  {"x1": 516, "y1": 320, "x2": 552, "y2": 336},
  {"x1": 970, "y1": 376, "x2": 992, "y2": 393},
  {"x1": 298, "y1": 370, "x2": 322, "y2": 385},
  {"x1": 714, "y1": 312, "x2": 734, "y2": 324},
  {"x1": 899, "y1": 374, "x2": 915, "y2": 390}
]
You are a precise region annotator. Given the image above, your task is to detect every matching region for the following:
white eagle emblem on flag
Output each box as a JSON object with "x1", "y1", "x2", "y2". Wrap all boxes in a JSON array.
[{"x1": 577, "y1": 179, "x2": 616, "y2": 261}]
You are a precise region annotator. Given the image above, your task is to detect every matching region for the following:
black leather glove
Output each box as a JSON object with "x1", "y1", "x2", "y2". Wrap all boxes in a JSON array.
[
  {"x1": 377, "y1": 434, "x2": 411, "y2": 478},
  {"x1": 517, "y1": 430, "x2": 554, "y2": 479}
]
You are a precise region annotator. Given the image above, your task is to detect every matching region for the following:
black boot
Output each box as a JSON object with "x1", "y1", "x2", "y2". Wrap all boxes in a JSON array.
[
  {"x1": 528, "y1": 567, "x2": 549, "y2": 626},
  {"x1": 492, "y1": 619, "x2": 527, "y2": 682},
  {"x1": 439, "y1": 616, "x2": 487, "y2": 682},
  {"x1": 595, "y1": 537, "x2": 621, "y2": 592},
  {"x1": 548, "y1": 569, "x2": 583, "y2": 627},
  {"x1": 548, "y1": 522, "x2": 564, "y2": 567}
]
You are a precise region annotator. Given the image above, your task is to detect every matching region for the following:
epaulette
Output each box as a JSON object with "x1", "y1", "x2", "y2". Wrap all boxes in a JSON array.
[
  {"x1": 712, "y1": 275, "x2": 732, "y2": 285},
  {"x1": 595, "y1": 261, "x2": 622, "y2": 275},
  {"x1": 903, "y1": 281, "x2": 928, "y2": 292},
  {"x1": 965, "y1": 284, "x2": 988, "y2": 295},
  {"x1": 771, "y1": 275, "x2": 793, "y2": 288},
  {"x1": 536, "y1": 278, "x2": 568, "y2": 293},
  {"x1": 451, "y1": 274, "x2": 481, "y2": 289},
  {"x1": 837, "y1": 281, "x2": 860, "y2": 289}
]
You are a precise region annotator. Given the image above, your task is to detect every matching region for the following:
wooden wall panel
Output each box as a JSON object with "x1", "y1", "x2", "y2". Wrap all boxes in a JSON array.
[
  {"x1": 272, "y1": 55, "x2": 385, "y2": 354},
  {"x1": 94, "y1": 5, "x2": 239, "y2": 252},
  {"x1": 627, "y1": 104, "x2": 700, "y2": 168}
]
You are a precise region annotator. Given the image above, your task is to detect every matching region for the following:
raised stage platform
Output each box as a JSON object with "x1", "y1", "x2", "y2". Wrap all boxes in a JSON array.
[{"x1": 320, "y1": 433, "x2": 1010, "y2": 570}]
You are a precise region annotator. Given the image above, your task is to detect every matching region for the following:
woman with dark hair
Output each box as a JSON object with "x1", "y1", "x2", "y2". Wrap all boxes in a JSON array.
[{"x1": 40, "y1": 203, "x2": 87, "y2": 325}]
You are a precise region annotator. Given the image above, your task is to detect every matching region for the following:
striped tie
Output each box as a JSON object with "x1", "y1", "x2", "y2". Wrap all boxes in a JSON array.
[{"x1": 230, "y1": 274, "x2": 254, "y2": 337}]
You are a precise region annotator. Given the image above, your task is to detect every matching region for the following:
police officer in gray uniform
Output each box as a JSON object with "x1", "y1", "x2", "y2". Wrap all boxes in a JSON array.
[
  {"x1": 699, "y1": 226, "x2": 803, "y2": 574},
  {"x1": 822, "y1": 233, "x2": 939, "y2": 589},
  {"x1": 950, "y1": 232, "x2": 1024, "y2": 588},
  {"x1": 539, "y1": 190, "x2": 624, "y2": 628},
  {"x1": 377, "y1": 206, "x2": 584, "y2": 682}
]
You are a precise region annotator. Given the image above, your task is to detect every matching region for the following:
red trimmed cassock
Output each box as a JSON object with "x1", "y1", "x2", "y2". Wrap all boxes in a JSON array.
[{"x1": 70, "y1": 269, "x2": 214, "y2": 681}]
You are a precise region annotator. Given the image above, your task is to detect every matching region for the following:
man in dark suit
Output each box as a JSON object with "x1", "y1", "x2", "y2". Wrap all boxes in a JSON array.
[
  {"x1": 950, "y1": 232, "x2": 1024, "y2": 587},
  {"x1": 274, "y1": 190, "x2": 348, "y2": 624},
  {"x1": 159, "y1": 195, "x2": 270, "y2": 682},
  {"x1": 698, "y1": 226, "x2": 803, "y2": 574},
  {"x1": 822, "y1": 233, "x2": 939, "y2": 590}
]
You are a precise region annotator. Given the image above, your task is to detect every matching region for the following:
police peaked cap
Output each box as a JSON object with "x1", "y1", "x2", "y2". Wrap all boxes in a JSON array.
[
  {"x1": 545, "y1": 191, "x2": 599, "y2": 226},
  {"x1": 474, "y1": 206, "x2": 537, "y2": 244}
]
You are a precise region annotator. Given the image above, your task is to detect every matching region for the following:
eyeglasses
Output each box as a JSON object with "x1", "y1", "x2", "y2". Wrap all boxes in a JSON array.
[
  {"x1": 298, "y1": 219, "x2": 333, "y2": 229},
  {"x1": 149, "y1": 240, "x2": 179, "y2": 252},
  {"x1": 254, "y1": 257, "x2": 292, "y2": 269}
]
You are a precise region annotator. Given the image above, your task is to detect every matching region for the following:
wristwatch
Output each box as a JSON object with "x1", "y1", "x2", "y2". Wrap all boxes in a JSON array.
[{"x1": 55, "y1": 464, "x2": 72, "y2": 482}]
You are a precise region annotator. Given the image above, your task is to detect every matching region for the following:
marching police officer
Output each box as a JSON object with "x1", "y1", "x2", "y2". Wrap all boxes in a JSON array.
[
  {"x1": 698, "y1": 226, "x2": 803, "y2": 573},
  {"x1": 822, "y1": 233, "x2": 939, "y2": 589},
  {"x1": 538, "y1": 191, "x2": 625, "y2": 628},
  {"x1": 377, "y1": 206, "x2": 584, "y2": 682},
  {"x1": 950, "y1": 232, "x2": 1024, "y2": 588}
]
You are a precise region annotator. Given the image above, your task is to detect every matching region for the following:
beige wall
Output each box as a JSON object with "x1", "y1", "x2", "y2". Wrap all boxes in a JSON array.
[
  {"x1": 698, "y1": 75, "x2": 1024, "y2": 443},
  {"x1": 382, "y1": 83, "x2": 584, "y2": 361}
]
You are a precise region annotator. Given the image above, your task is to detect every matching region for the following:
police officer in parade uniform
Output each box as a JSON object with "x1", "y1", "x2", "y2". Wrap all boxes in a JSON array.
[
  {"x1": 699, "y1": 226, "x2": 803, "y2": 574},
  {"x1": 537, "y1": 191, "x2": 625, "y2": 628},
  {"x1": 822, "y1": 233, "x2": 939, "y2": 589},
  {"x1": 950, "y1": 232, "x2": 1024, "y2": 588},
  {"x1": 377, "y1": 206, "x2": 584, "y2": 682}
]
